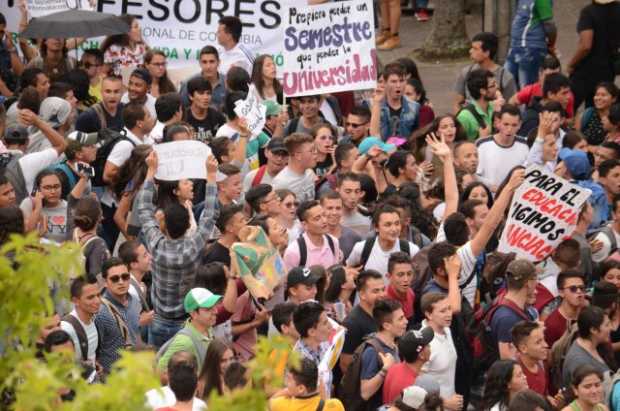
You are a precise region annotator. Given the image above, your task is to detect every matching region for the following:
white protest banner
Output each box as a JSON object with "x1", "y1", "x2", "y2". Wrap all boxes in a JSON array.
[
  {"x1": 153, "y1": 140, "x2": 210, "y2": 181},
  {"x1": 234, "y1": 85, "x2": 266, "y2": 138},
  {"x1": 3, "y1": 0, "x2": 295, "y2": 68},
  {"x1": 498, "y1": 165, "x2": 591, "y2": 261},
  {"x1": 26, "y1": 0, "x2": 95, "y2": 18},
  {"x1": 282, "y1": 0, "x2": 377, "y2": 97}
]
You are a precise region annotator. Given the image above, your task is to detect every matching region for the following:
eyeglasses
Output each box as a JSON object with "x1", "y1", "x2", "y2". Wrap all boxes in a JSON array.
[
  {"x1": 561, "y1": 285, "x2": 586, "y2": 293},
  {"x1": 284, "y1": 201, "x2": 299, "y2": 209},
  {"x1": 346, "y1": 122, "x2": 368, "y2": 128},
  {"x1": 41, "y1": 184, "x2": 61, "y2": 191},
  {"x1": 108, "y1": 273, "x2": 131, "y2": 284}
]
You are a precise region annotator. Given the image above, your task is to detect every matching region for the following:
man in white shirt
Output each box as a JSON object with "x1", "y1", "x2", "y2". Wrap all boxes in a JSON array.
[
  {"x1": 476, "y1": 104, "x2": 528, "y2": 191},
  {"x1": 120, "y1": 68, "x2": 157, "y2": 119},
  {"x1": 60, "y1": 276, "x2": 101, "y2": 368},
  {"x1": 216, "y1": 16, "x2": 255, "y2": 76},
  {"x1": 242, "y1": 138, "x2": 288, "y2": 191},
  {"x1": 272, "y1": 133, "x2": 317, "y2": 203}
]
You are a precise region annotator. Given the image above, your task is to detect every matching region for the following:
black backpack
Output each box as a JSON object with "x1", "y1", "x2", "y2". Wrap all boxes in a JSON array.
[
  {"x1": 298, "y1": 235, "x2": 337, "y2": 267},
  {"x1": 91, "y1": 128, "x2": 136, "y2": 187},
  {"x1": 359, "y1": 236, "x2": 410, "y2": 269},
  {"x1": 338, "y1": 336, "x2": 384, "y2": 411}
]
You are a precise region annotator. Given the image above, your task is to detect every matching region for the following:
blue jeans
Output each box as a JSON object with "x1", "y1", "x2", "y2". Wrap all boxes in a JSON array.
[
  {"x1": 150, "y1": 314, "x2": 185, "y2": 349},
  {"x1": 505, "y1": 47, "x2": 547, "y2": 89}
]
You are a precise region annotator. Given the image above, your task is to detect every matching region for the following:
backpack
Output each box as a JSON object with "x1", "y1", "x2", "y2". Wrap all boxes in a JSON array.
[
  {"x1": 298, "y1": 234, "x2": 337, "y2": 267},
  {"x1": 548, "y1": 322, "x2": 579, "y2": 393},
  {"x1": 467, "y1": 296, "x2": 530, "y2": 376},
  {"x1": 359, "y1": 236, "x2": 411, "y2": 269},
  {"x1": 91, "y1": 128, "x2": 135, "y2": 187},
  {"x1": 458, "y1": 103, "x2": 487, "y2": 129},
  {"x1": 155, "y1": 326, "x2": 208, "y2": 369},
  {"x1": 339, "y1": 336, "x2": 384, "y2": 411},
  {"x1": 49, "y1": 162, "x2": 77, "y2": 194},
  {"x1": 608, "y1": 370, "x2": 620, "y2": 409},
  {"x1": 63, "y1": 314, "x2": 91, "y2": 362}
]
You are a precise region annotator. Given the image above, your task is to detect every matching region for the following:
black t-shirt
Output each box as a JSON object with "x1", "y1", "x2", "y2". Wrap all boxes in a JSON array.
[
  {"x1": 75, "y1": 103, "x2": 125, "y2": 133},
  {"x1": 575, "y1": 3, "x2": 620, "y2": 74},
  {"x1": 342, "y1": 305, "x2": 377, "y2": 355},
  {"x1": 202, "y1": 241, "x2": 231, "y2": 266},
  {"x1": 184, "y1": 107, "x2": 226, "y2": 143},
  {"x1": 314, "y1": 156, "x2": 334, "y2": 179}
]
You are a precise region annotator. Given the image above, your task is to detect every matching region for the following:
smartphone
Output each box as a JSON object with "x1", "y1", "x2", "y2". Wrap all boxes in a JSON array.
[
  {"x1": 77, "y1": 163, "x2": 95, "y2": 178},
  {"x1": 31, "y1": 186, "x2": 37, "y2": 197}
]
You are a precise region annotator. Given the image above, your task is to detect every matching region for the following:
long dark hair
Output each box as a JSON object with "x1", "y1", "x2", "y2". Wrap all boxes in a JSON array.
[
  {"x1": 398, "y1": 183, "x2": 438, "y2": 239},
  {"x1": 482, "y1": 360, "x2": 518, "y2": 410},
  {"x1": 411, "y1": 114, "x2": 467, "y2": 161},
  {"x1": 199, "y1": 338, "x2": 232, "y2": 398},
  {"x1": 324, "y1": 265, "x2": 347, "y2": 303},
  {"x1": 156, "y1": 180, "x2": 183, "y2": 211},
  {"x1": 144, "y1": 50, "x2": 176, "y2": 94},
  {"x1": 112, "y1": 145, "x2": 152, "y2": 199},
  {"x1": 461, "y1": 181, "x2": 494, "y2": 209},
  {"x1": 101, "y1": 15, "x2": 139, "y2": 52},
  {"x1": 251, "y1": 54, "x2": 283, "y2": 103}
]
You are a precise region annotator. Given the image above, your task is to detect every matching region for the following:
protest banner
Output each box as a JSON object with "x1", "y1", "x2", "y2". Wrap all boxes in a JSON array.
[
  {"x1": 26, "y1": 0, "x2": 95, "y2": 18},
  {"x1": 234, "y1": 85, "x2": 267, "y2": 138},
  {"x1": 153, "y1": 140, "x2": 211, "y2": 181},
  {"x1": 230, "y1": 226, "x2": 287, "y2": 302},
  {"x1": 498, "y1": 165, "x2": 591, "y2": 261},
  {"x1": 281, "y1": 0, "x2": 378, "y2": 97}
]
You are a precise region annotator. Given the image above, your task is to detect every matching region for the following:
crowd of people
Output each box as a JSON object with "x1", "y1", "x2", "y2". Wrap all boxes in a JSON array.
[{"x1": 3, "y1": 0, "x2": 620, "y2": 410}]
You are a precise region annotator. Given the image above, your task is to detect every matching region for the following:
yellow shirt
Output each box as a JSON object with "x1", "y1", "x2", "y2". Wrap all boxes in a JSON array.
[
  {"x1": 89, "y1": 82, "x2": 102, "y2": 102},
  {"x1": 269, "y1": 395, "x2": 344, "y2": 411}
]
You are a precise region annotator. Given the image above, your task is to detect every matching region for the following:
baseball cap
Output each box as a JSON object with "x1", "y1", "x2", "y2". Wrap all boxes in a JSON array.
[
  {"x1": 68, "y1": 130, "x2": 98, "y2": 146},
  {"x1": 183, "y1": 288, "x2": 222, "y2": 313},
  {"x1": 131, "y1": 67, "x2": 153, "y2": 85},
  {"x1": 401, "y1": 327, "x2": 434, "y2": 354},
  {"x1": 506, "y1": 259, "x2": 537, "y2": 282},
  {"x1": 267, "y1": 138, "x2": 288, "y2": 155},
  {"x1": 39, "y1": 97, "x2": 72, "y2": 129},
  {"x1": 264, "y1": 100, "x2": 282, "y2": 117},
  {"x1": 287, "y1": 266, "x2": 321, "y2": 289},
  {"x1": 595, "y1": 0, "x2": 615, "y2": 4},
  {"x1": 559, "y1": 148, "x2": 591, "y2": 180},
  {"x1": 4, "y1": 125, "x2": 28, "y2": 142},
  {"x1": 401, "y1": 386, "x2": 428, "y2": 409},
  {"x1": 358, "y1": 136, "x2": 396, "y2": 156}
]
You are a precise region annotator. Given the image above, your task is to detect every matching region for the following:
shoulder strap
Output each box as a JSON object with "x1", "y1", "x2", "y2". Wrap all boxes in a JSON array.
[
  {"x1": 398, "y1": 239, "x2": 410, "y2": 256},
  {"x1": 251, "y1": 165, "x2": 268, "y2": 187},
  {"x1": 498, "y1": 67, "x2": 505, "y2": 91},
  {"x1": 100, "y1": 297, "x2": 130, "y2": 345},
  {"x1": 359, "y1": 236, "x2": 376, "y2": 269},
  {"x1": 581, "y1": 107, "x2": 595, "y2": 132},
  {"x1": 92, "y1": 103, "x2": 107, "y2": 130},
  {"x1": 63, "y1": 314, "x2": 89, "y2": 362},
  {"x1": 316, "y1": 398, "x2": 325, "y2": 411},
  {"x1": 465, "y1": 104, "x2": 486, "y2": 129},
  {"x1": 298, "y1": 236, "x2": 308, "y2": 267},
  {"x1": 325, "y1": 234, "x2": 336, "y2": 259},
  {"x1": 177, "y1": 326, "x2": 208, "y2": 365},
  {"x1": 129, "y1": 278, "x2": 150, "y2": 311},
  {"x1": 497, "y1": 298, "x2": 530, "y2": 321},
  {"x1": 56, "y1": 163, "x2": 77, "y2": 189}
]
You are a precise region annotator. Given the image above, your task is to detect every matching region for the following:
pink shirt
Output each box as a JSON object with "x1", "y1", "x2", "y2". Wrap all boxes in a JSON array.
[{"x1": 283, "y1": 233, "x2": 342, "y2": 269}]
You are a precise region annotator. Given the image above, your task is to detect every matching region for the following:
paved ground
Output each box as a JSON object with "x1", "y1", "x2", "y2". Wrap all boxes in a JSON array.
[{"x1": 378, "y1": 0, "x2": 590, "y2": 115}]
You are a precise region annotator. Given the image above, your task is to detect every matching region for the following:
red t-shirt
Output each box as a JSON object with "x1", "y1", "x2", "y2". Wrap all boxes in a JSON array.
[
  {"x1": 515, "y1": 82, "x2": 575, "y2": 118},
  {"x1": 382, "y1": 362, "x2": 417, "y2": 405},
  {"x1": 386, "y1": 285, "x2": 415, "y2": 320},
  {"x1": 544, "y1": 308, "x2": 570, "y2": 348},
  {"x1": 518, "y1": 357, "x2": 548, "y2": 396}
]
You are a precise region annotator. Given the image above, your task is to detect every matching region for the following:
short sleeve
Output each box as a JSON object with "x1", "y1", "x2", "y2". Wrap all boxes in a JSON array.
[
  {"x1": 577, "y1": 7, "x2": 594, "y2": 32},
  {"x1": 592, "y1": 231, "x2": 612, "y2": 262},
  {"x1": 516, "y1": 86, "x2": 533, "y2": 105},
  {"x1": 106, "y1": 141, "x2": 134, "y2": 167},
  {"x1": 19, "y1": 148, "x2": 60, "y2": 193},
  {"x1": 360, "y1": 346, "x2": 380, "y2": 380},
  {"x1": 453, "y1": 67, "x2": 467, "y2": 95},
  {"x1": 492, "y1": 309, "x2": 517, "y2": 343},
  {"x1": 346, "y1": 241, "x2": 363, "y2": 267}
]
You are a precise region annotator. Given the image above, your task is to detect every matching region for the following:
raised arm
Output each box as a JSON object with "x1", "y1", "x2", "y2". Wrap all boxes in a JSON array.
[
  {"x1": 369, "y1": 85, "x2": 384, "y2": 138},
  {"x1": 18, "y1": 109, "x2": 66, "y2": 155},
  {"x1": 137, "y1": 152, "x2": 164, "y2": 246},
  {"x1": 425, "y1": 133, "x2": 458, "y2": 219}
]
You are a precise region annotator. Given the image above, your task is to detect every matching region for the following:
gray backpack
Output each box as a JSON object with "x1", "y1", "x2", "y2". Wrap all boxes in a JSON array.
[{"x1": 155, "y1": 326, "x2": 208, "y2": 368}]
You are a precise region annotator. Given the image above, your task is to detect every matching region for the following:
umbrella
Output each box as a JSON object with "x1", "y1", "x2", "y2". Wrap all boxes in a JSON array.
[{"x1": 20, "y1": 9, "x2": 129, "y2": 39}]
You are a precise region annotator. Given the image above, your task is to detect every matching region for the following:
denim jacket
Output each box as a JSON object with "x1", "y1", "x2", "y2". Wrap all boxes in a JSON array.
[{"x1": 379, "y1": 97, "x2": 420, "y2": 140}]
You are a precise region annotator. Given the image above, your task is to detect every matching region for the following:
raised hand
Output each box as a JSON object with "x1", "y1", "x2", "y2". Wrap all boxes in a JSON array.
[{"x1": 425, "y1": 132, "x2": 452, "y2": 160}]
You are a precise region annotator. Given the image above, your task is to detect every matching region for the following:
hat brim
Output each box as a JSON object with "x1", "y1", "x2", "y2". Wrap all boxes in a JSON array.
[
  {"x1": 287, "y1": 273, "x2": 320, "y2": 288},
  {"x1": 197, "y1": 294, "x2": 222, "y2": 309},
  {"x1": 270, "y1": 148, "x2": 288, "y2": 155}
]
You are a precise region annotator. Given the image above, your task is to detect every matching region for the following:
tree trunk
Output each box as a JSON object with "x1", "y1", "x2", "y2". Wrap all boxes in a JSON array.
[{"x1": 419, "y1": 0, "x2": 470, "y2": 60}]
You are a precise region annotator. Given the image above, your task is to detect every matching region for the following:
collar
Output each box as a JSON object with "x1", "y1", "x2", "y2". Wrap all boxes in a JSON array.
[
  {"x1": 103, "y1": 289, "x2": 131, "y2": 308},
  {"x1": 303, "y1": 233, "x2": 331, "y2": 251},
  {"x1": 386, "y1": 284, "x2": 413, "y2": 302},
  {"x1": 186, "y1": 320, "x2": 212, "y2": 340},
  {"x1": 123, "y1": 127, "x2": 144, "y2": 145}
]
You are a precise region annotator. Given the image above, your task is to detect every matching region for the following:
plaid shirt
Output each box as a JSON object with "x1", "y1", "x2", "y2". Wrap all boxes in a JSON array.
[{"x1": 137, "y1": 180, "x2": 218, "y2": 319}]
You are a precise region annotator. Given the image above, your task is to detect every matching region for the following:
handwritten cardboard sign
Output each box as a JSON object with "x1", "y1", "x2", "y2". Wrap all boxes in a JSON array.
[
  {"x1": 282, "y1": 0, "x2": 377, "y2": 97},
  {"x1": 234, "y1": 85, "x2": 267, "y2": 138},
  {"x1": 153, "y1": 140, "x2": 211, "y2": 181},
  {"x1": 498, "y1": 165, "x2": 591, "y2": 262}
]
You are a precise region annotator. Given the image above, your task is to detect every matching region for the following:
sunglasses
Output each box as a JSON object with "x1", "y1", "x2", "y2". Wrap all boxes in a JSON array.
[
  {"x1": 346, "y1": 122, "x2": 368, "y2": 128},
  {"x1": 108, "y1": 273, "x2": 131, "y2": 284},
  {"x1": 561, "y1": 285, "x2": 586, "y2": 293}
]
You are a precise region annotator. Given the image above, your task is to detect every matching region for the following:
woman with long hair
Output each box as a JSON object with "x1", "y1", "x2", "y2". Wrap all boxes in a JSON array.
[
  {"x1": 577, "y1": 82, "x2": 619, "y2": 146},
  {"x1": 100, "y1": 15, "x2": 148, "y2": 76},
  {"x1": 405, "y1": 78, "x2": 434, "y2": 128},
  {"x1": 112, "y1": 145, "x2": 153, "y2": 239},
  {"x1": 251, "y1": 54, "x2": 282, "y2": 103},
  {"x1": 482, "y1": 360, "x2": 529, "y2": 411},
  {"x1": 61, "y1": 68, "x2": 97, "y2": 111},
  {"x1": 26, "y1": 38, "x2": 77, "y2": 82},
  {"x1": 156, "y1": 179, "x2": 196, "y2": 235},
  {"x1": 144, "y1": 50, "x2": 176, "y2": 98},
  {"x1": 198, "y1": 338, "x2": 235, "y2": 400},
  {"x1": 561, "y1": 365, "x2": 608, "y2": 411},
  {"x1": 275, "y1": 189, "x2": 302, "y2": 244},
  {"x1": 323, "y1": 265, "x2": 355, "y2": 323},
  {"x1": 312, "y1": 123, "x2": 338, "y2": 183},
  {"x1": 461, "y1": 181, "x2": 494, "y2": 210}
]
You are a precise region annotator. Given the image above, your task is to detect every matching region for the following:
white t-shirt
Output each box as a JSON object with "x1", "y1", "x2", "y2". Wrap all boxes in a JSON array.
[
  {"x1": 242, "y1": 167, "x2": 275, "y2": 192},
  {"x1": 121, "y1": 92, "x2": 157, "y2": 119},
  {"x1": 319, "y1": 99, "x2": 338, "y2": 126},
  {"x1": 151, "y1": 121, "x2": 166, "y2": 143},
  {"x1": 145, "y1": 386, "x2": 207, "y2": 411},
  {"x1": 421, "y1": 321, "x2": 457, "y2": 399},
  {"x1": 20, "y1": 198, "x2": 68, "y2": 243},
  {"x1": 218, "y1": 43, "x2": 254, "y2": 76},
  {"x1": 272, "y1": 166, "x2": 316, "y2": 203},
  {"x1": 436, "y1": 223, "x2": 478, "y2": 306},
  {"x1": 346, "y1": 237, "x2": 419, "y2": 278},
  {"x1": 342, "y1": 210, "x2": 371, "y2": 238},
  {"x1": 60, "y1": 309, "x2": 98, "y2": 366},
  {"x1": 16, "y1": 148, "x2": 60, "y2": 194},
  {"x1": 476, "y1": 136, "x2": 529, "y2": 189}
]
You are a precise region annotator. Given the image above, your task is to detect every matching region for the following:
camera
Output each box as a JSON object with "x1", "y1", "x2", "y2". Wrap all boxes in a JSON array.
[{"x1": 77, "y1": 163, "x2": 95, "y2": 178}]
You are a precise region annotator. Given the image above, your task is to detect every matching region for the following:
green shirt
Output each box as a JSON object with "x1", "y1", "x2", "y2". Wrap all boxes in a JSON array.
[
  {"x1": 157, "y1": 321, "x2": 212, "y2": 372},
  {"x1": 456, "y1": 102, "x2": 494, "y2": 141}
]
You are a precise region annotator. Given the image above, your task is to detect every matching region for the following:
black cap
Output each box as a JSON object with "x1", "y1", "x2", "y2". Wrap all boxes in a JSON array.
[
  {"x1": 399, "y1": 327, "x2": 434, "y2": 358},
  {"x1": 131, "y1": 67, "x2": 152, "y2": 85},
  {"x1": 287, "y1": 266, "x2": 320, "y2": 289},
  {"x1": 4, "y1": 125, "x2": 28, "y2": 143},
  {"x1": 267, "y1": 138, "x2": 288, "y2": 155}
]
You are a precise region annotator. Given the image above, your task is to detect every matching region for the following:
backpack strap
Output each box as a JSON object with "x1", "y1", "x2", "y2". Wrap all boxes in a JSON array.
[
  {"x1": 100, "y1": 297, "x2": 131, "y2": 346},
  {"x1": 398, "y1": 239, "x2": 410, "y2": 256},
  {"x1": 298, "y1": 236, "x2": 308, "y2": 267},
  {"x1": 54, "y1": 162, "x2": 77, "y2": 189},
  {"x1": 316, "y1": 398, "x2": 325, "y2": 411},
  {"x1": 491, "y1": 297, "x2": 531, "y2": 322},
  {"x1": 63, "y1": 314, "x2": 89, "y2": 362},
  {"x1": 92, "y1": 102, "x2": 108, "y2": 130},
  {"x1": 251, "y1": 165, "x2": 268, "y2": 187},
  {"x1": 359, "y1": 236, "x2": 376, "y2": 269},
  {"x1": 464, "y1": 104, "x2": 487, "y2": 129},
  {"x1": 177, "y1": 326, "x2": 208, "y2": 366},
  {"x1": 325, "y1": 234, "x2": 336, "y2": 261}
]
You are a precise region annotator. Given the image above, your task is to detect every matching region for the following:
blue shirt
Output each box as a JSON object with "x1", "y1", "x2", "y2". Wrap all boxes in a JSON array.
[
  {"x1": 378, "y1": 97, "x2": 420, "y2": 140},
  {"x1": 360, "y1": 336, "x2": 399, "y2": 410},
  {"x1": 510, "y1": 0, "x2": 553, "y2": 50}
]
